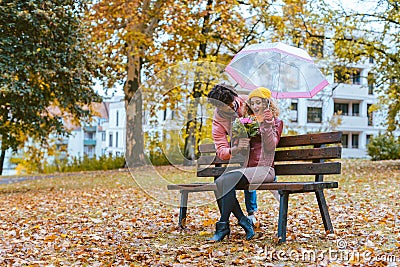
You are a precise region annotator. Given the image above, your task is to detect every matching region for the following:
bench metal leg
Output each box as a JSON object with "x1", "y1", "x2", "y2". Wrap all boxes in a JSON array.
[
  {"x1": 179, "y1": 190, "x2": 189, "y2": 228},
  {"x1": 277, "y1": 190, "x2": 289, "y2": 243},
  {"x1": 315, "y1": 190, "x2": 334, "y2": 233}
]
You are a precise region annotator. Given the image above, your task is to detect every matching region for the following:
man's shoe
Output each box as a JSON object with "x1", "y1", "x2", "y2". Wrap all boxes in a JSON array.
[{"x1": 248, "y1": 214, "x2": 261, "y2": 231}]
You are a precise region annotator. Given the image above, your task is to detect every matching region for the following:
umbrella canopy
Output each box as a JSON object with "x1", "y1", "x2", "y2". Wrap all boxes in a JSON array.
[{"x1": 225, "y1": 42, "x2": 329, "y2": 98}]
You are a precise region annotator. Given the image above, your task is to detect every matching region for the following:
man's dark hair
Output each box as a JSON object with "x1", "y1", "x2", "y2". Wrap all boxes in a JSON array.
[{"x1": 207, "y1": 83, "x2": 238, "y2": 107}]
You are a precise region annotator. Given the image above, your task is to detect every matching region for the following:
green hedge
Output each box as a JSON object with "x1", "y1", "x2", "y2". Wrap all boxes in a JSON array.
[
  {"x1": 367, "y1": 133, "x2": 400, "y2": 161},
  {"x1": 43, "y1": 154, "x2": 125, "y2": 173}
]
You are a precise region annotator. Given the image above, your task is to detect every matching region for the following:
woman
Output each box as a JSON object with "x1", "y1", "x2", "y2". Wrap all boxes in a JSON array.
[{"x1": 210, "y1": 87, "x2": 283, "y2": 241}]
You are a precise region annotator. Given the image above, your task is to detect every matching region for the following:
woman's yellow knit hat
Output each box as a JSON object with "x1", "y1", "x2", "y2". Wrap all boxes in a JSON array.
[{"x1": 248, "y1": 87, "x2": 272, "y2": 99}]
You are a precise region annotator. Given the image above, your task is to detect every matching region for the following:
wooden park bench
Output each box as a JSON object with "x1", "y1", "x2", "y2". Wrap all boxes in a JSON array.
[{"x1": 167, "y1": 131, "x2": 342, "y2": 242}]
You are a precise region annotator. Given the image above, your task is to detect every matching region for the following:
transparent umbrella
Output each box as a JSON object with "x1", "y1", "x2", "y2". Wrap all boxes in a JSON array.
[{"x1": 225, "y1": 42, "x2": 329, "y2": 98}]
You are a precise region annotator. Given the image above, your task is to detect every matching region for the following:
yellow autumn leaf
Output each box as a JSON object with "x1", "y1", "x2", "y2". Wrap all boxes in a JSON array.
[
  {"x1": 202, "y1": 219, "x2": 216, "y2": 227},
  {"x1": 45, "y1": 234, "x2": 57, "y2": 241},
  {"x1": 199, "y1": 231, "x2": 211, "y2": 236}
]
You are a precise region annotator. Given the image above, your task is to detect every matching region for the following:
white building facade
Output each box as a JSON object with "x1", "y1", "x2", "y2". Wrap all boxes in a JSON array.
[{"x1": 103, "y1": 97, "x2": 126, "y2": 157}]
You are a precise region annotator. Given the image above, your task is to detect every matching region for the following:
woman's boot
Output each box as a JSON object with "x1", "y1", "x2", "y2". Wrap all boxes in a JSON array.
[
  {"x1": 238, "y1": 216, "x2": 255, "y2": 240},
  {"x1": 209, "y1": 221, "x2": 230, "y2": 241}
]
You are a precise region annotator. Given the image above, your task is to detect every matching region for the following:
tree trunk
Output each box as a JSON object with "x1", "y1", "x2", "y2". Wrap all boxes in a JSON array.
[
  {"x1": 182, "y1": 0, "x2": 212, "y2": 164},
  {"x1": 0, "y1": 148, "x2": 5, "y2": 176},
  {"x1": 0, "y1": 134, "x2": 6, "y2": 175},
  {"x1": 124, "y1": 52, "x2": 146, "y2": 167},
  {"x1": 183, "y1": 83, "x2": 202, "y2": 165},
  {"x1": 183, "y1": 109, "x2": 196, "y2": 165}
]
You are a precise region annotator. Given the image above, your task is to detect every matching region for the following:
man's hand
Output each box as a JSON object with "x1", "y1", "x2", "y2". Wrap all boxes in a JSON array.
[
  {"x1": 237, "y1": 138, "x2": 250, "y2": 150},
  {"x1": 231, "y1": 138, "x2": 250, "y2": 155}
]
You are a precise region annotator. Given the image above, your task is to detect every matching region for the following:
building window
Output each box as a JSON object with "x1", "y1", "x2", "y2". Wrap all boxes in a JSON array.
[
  {"x1": 334, "y1": 67, "x2": 361, "y2": 85},
  {"x1": 307, "y1": 107, "x2": 322, "y2": 123},
  {"x1": 163, "y1": 109, "x2": 167, "y2": 121},
  {"x1": 366, "y1": 135, "x2": 372, "y2": 145},
  {"x1": 334, "y1": 103, "x2": 349, "y2": 116},
  {"x1": 85, "y1": 131, "x2": 95, "y2": 140},
  {"x1": 350, "y1": 69, "x2": 361, "y2": 85},
  {"x1": 102, "y1": 132, "x2": 106, "y2": 141},
  {"x1": 352, "y1": 134, "x2": 359, "y2": 148},
  {"x1": 142, "y1": 110, "x2": 147, "y2": 125},
  {"x1": 309, "y1": 38, "x2": 324, "y2": 58},
  {"x1": 290, "y1": 102, "x2": 298, "y2": 122},
  {"x1": 116, "y1": 111, "x2": 119, "y2": 127},
  {"x1": 352, "y1": 103, "x2": 360, "y2": 116},
  {"x1": 367, "y1": 104, "x2": 373, "y2": 126},
  {"x1": 292, "y1": 30, "x2": 303, "y2": 48},
  {"x1": 369, "y1": 56, "x2": 374, "y2": 64},
  {"x1": 342, "y1": 134, "x2": 348, "y2": 148},
  {"x1": 109, "y1": 133, "x2": 113, "y2": 147},
  {"x1": 116, "y1": 132, "x2": 119, "y2": 148},
  {"x1": 368, "y1": 73, "x2": 375, "y2": 95},
  {"x1": 334, "y1": 67, "x2": 348, "y2": 84}
]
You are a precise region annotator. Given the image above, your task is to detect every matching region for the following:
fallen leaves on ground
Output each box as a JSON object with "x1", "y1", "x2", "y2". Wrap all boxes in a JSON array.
[{"x1": 0, "y1": 160, "x2": 399, "y2": 266}]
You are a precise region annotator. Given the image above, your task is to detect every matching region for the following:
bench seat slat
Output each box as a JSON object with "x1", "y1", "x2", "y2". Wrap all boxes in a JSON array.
[
  {"x1": 167, "y1": 181, "x2": 338, "y2": 191},
  {"x1": 197, "y1": 162, "x2": 341, "y2": 177}
]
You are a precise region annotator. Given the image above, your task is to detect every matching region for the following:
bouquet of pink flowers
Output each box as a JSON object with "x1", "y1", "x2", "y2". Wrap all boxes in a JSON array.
[{"x1": 232, "y1": 116, "x2": 260, "y2": 139}]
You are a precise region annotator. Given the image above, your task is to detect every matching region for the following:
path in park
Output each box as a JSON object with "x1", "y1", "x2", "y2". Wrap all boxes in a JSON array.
[
  {"x1": 0, "y1": 169, "x2": 130, "y2": 185},
  {"x1": 0, "y1": 174, "x2": 70, "y2": 185}
]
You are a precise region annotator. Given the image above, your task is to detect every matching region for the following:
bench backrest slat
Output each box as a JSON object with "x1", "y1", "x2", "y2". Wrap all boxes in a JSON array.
[
  {"x1": 199, "y1": 143, "x2": 217, "y2": 153},
  {"x1": 197, "y1": 162, "x2": 341, "y2": 177},
  {"x1": 274, "y1": 146, "x2": 342, "y2": 161},
  {"x1": 197, "y1": 166, "x2": 241, "y2": 177},
  {"x1": 275, "y1": 162, "x2": 341, "y2": 175},
  {"x1": 277, "y1": 131, "x2": 342, "y2": 147},
  {"x1": 199, "y1": 131, "x2": 342, "y2": 154},
  {"x1": 198, "y1": 146, "x2": 341, "y2": 165},
  {"x1": 197, "y1": 155, "x2": 244, "y2": 165}
]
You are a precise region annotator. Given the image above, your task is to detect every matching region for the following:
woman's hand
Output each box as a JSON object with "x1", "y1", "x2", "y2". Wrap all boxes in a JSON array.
[{"x1": 263, "y1": 109, "x2": 274, "y2": 122}]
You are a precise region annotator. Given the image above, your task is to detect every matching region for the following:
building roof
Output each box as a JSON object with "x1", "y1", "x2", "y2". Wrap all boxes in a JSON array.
[{"x1": 46, "y1": 102, "x2": 110, "y2": 131}]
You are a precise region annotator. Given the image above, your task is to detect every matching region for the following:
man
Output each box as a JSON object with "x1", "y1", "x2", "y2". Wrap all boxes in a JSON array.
[{"x1": 207, "y1": 83, "x2": 259, "y2": 225}]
